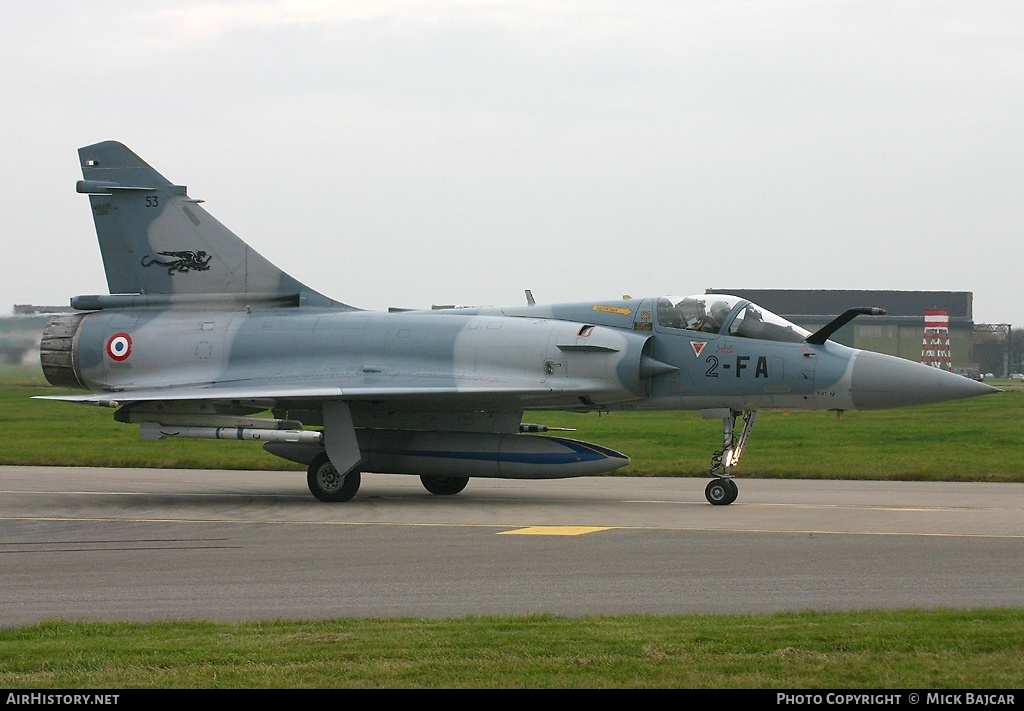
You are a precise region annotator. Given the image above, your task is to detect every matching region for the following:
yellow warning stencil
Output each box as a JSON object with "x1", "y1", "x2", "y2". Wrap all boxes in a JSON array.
[{"x1": 592, "y1": 305, "x2": 632, "y2": 316}]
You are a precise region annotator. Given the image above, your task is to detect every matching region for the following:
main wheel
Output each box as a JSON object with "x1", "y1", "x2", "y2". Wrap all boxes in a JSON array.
[
  {"x1": 420, "y1": 475, "x2": 469, "y2": 496},
  {"x1": 307, "y1": 452, "x2": 361, "y2": 502},
  {"x1": 706, "y1": 478, "x2": 738, "y2": 506}
]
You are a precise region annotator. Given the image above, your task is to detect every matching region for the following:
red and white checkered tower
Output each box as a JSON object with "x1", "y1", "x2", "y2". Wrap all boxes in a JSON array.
[{"x1": 921, "y1": 309, "x2": 952, "y2": 371}]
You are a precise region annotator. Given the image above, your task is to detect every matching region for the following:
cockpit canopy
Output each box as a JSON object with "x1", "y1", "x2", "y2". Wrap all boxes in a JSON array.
[{"x1": 656, "y1": 295, "x2": 810, "y2": 343}]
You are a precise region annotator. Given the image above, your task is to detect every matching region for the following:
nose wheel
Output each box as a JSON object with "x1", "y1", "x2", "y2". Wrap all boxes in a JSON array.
[{"x1": 705, "y1": 477, "x2": 738, "y2": 505}]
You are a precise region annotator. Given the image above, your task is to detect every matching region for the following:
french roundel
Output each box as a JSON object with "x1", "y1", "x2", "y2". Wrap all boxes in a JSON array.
[{"x1": 106, "y1": 333, "x2": 133, "y2": 361}]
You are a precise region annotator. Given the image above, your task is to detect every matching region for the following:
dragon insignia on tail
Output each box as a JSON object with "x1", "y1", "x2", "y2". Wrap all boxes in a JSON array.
[{"x1": 140, "y1": 250, "x2": 212, "y2": 275}]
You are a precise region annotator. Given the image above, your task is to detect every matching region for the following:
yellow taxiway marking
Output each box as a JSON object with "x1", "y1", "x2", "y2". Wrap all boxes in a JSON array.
[{"x1": 498, "y1": 526, "x2": 614, "y2": 536}]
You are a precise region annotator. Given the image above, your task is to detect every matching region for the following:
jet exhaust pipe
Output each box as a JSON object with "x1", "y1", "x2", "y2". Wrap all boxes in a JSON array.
[{"x1": 265, "y1": 430, "x2": 630, "y2": 479}]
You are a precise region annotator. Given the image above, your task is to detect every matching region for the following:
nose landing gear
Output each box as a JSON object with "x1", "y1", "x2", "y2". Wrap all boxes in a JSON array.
[{"x1": 702, "y1": 408, "x2": 757, "y2": 506}]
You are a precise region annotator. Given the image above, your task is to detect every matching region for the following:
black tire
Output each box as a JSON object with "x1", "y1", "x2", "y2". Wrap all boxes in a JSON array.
[
  {"x1": 723, "y1": 478, "x2": 738, "y2": 505},
  {"x1": 705, "y1": 478, "x2": 736, "y2": 506},
  {"x1": 420, "y1": 475, "x2": 469, "y2": 496},
  {"x1": 307, "y1": 452, "x2": 361, "y2": 502}
]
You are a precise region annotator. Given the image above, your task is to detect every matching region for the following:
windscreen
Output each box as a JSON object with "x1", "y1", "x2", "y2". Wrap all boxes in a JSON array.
[
  {"x1": 656, "y1": 295, "x2": 809, "y2": 343},
  {"x1": 728, "y1": 303, "x2": 810, "y2": 343}
]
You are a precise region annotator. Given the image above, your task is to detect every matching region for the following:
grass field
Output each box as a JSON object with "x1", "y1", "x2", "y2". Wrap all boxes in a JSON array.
[
  {"x1": 2, "y1": 364, "x2": 1022, "y2": 689},
  {"x1": 3, "y1": 610, "x2": 1023, "y2": 688},
  {"x1": 3, "y1": 364, "x2": 1022, "y2": 481}
]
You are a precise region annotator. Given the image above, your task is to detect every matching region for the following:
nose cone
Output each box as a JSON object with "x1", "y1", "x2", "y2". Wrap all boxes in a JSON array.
[{"x1": 850, "y1": 351, "x2": 999, "y2": 410}]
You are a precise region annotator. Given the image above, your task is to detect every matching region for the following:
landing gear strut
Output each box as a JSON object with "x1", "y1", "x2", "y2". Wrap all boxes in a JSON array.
[{"x1": 702, "y1": 409, "x2": 757, "y2": 506}]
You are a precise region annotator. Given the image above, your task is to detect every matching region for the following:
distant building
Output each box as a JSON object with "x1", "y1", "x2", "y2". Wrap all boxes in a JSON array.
[{"x1": 705, "y1": 289, "x2": 981, "y2": 372}]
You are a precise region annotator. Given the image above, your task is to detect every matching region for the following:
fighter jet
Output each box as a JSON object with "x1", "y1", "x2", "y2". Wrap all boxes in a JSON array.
[{"x1": 37, "y1": 141, "x2": 998, "y2": 505}]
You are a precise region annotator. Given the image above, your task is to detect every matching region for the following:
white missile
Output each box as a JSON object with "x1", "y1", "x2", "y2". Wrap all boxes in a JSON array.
[{"x1": 140, "y1": 422, "x2": 323, "y2": 444}]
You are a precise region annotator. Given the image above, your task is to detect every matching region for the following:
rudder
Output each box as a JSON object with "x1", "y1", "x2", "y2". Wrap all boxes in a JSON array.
[{"x1": 76, "y1": 141, "x2": 341, "y2": 306}]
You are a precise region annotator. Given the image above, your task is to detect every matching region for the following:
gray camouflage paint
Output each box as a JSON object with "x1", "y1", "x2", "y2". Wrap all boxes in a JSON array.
[{"x1": 38, "y1": 141, "x2": 998, "y2": 499}]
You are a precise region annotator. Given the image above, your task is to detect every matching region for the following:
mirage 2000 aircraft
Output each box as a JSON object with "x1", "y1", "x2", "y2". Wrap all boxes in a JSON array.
[{"x1": 37, "y1": 141, "x2": 998, "y2": 505}]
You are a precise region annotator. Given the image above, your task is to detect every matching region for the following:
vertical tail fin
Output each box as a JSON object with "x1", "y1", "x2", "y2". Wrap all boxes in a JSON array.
[{"x1": 76, "y1": 141, "x2": 346, "y2": 307}]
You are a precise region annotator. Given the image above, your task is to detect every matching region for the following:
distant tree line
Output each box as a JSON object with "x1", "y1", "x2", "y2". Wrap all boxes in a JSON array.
[{"x1": 973, "y1": 325, "x2": 1021, "y2": 376}]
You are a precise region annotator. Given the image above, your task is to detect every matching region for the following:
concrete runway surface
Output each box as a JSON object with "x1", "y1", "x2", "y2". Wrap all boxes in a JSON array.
[{"x1": 1, "y1": 465, "x2": 1022, "y2": 626}]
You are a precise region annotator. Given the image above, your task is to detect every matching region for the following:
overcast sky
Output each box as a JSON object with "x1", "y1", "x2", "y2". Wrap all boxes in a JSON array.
[{"x1": 3, "y1": 1, "x2": 1022, "y2": 327}]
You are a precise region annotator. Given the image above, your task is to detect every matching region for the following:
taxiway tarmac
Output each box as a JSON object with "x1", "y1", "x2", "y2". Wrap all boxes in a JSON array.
[{"x1": 1, "y1": 465, "x2": 1022, "y2": 626}]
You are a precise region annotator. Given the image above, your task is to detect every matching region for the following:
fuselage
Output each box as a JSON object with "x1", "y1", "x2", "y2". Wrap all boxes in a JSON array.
[{"x1": 43, "y1": 294, "x2": 985, "y2": 429}]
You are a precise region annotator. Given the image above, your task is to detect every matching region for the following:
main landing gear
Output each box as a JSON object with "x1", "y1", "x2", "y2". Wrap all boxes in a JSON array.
[
  {"x1": 307, "y1": 452, "x2": 361, "y2": 502},
  {"x1": 703, "y1": 409, "x2": 757, "y2": 506},
  {"x1": 306, "y1": 452, "x2": 473, "y2": 501}
]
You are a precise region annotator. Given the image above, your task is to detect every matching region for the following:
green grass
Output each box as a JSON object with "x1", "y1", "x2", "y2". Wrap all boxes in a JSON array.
[
  {"x1": 0, "y1": 384, "x2": 302, "y2": 470},
  {"x1": 5, "y1": 365, "x2": 1021, "y2": 481},
  {"x1": 2, "y1": 611, "x2": 1023, "y2": 688}
]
